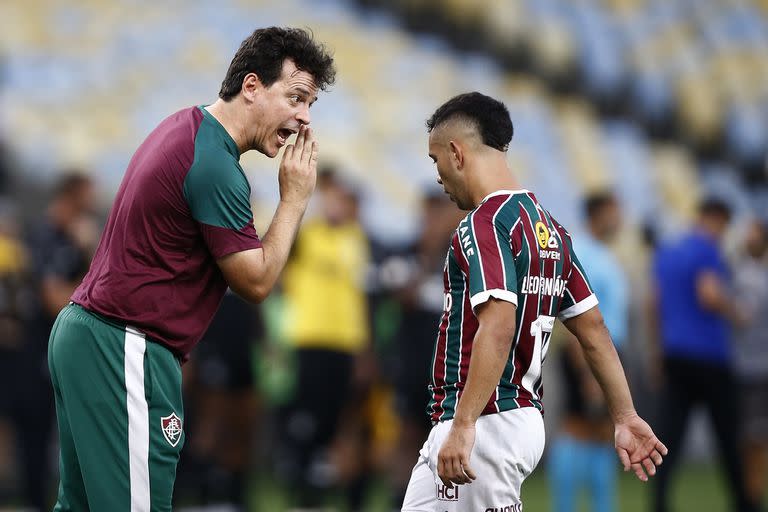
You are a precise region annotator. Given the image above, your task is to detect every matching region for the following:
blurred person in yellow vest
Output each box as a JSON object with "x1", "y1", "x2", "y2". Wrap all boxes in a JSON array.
[
  {"x1": 282, "y1": 169, "x2": 370, "y2": 353},
  {"x1": 277, "y1": 166, "x2": 371, "y2": 510}
]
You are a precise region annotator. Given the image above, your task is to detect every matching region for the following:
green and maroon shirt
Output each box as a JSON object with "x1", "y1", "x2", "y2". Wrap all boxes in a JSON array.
[
  {"x1": 428, "y1": 190, "x2": 597, "y2": 422},
  {"x1": 72, "y1": 106, "x2": 262, "y2": 359}
]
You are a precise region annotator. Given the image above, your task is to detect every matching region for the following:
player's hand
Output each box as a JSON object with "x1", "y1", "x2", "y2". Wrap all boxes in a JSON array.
[
  {"x1": 278, "y1": 125, "x2": 317, "y2": 206},
  {"x1": 614, "y1": 413, "x2": 668, "y2": 482},
  {"x1": 437, "y1": 421, "x2": 477, "y2": 488}
]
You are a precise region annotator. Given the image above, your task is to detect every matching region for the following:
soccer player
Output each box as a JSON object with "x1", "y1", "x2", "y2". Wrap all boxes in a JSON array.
[
  {"x1": 401, "y1": 92, "x2": 666, "y2": 512},
  {"x1": 46, "y1": 27, "x2": 335, "y2": 510}
]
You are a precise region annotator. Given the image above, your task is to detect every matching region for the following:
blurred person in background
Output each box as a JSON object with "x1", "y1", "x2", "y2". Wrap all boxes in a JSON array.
[
  {"x1": 732, "y1": 219, "x2": 768, "y2": 509},
  {"x1": 549, "y1": 191, "x2": 629, "y2": 512},
  {"x1": 378, "y1": 190, "x2": 464, "y2": 506},
  {"x1": 46, "y1": 27, "x2": 335, "y2": 510},
  {"x1": 402, "y1": 92, "x2": 665, "y2": 512},
  {"x1": 22, "y1": 173, "x2": 97, "y2": 511},
  {"x1": 177, "y1": 291, "x2": 263, "y2": 510},
  {"x1": 0, "y1": 199, "x2": 33, "y2": 506},
  {"x1": 650, "y1": 198, "x2": 758, "y2": 512},
  {"x1": 276, "y1": 166, "x2": 372, "y2": 510}
]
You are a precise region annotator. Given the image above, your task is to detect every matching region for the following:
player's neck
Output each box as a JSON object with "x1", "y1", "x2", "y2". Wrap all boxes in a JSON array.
[
  {"x1": 469, "y1": 161, "x2": 522, "y2": 208},
  {"x1": 204, "y1": 99, "x2": 247, "y2": 154}
]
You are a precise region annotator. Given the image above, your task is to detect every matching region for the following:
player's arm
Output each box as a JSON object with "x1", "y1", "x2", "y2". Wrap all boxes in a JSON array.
[
  {"x1": 563, "y1": 306, "x2": 667, "y2": 481},
  {"x1": 437, "y1": 298, "x2": 517, "y2": 487},
  {"x1": 217, "y1": 126, "x2": 317, "y2": 303}
]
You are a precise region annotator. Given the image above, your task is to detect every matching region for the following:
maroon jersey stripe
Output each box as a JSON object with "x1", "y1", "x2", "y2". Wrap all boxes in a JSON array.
[{"x1": 470, "y1": 196, "x2": 507, "y2": 291}]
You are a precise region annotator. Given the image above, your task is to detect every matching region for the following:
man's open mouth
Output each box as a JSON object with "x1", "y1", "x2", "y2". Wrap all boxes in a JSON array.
[{"x1": 277, "y1": 128, "x2": 295, "y2": 146}]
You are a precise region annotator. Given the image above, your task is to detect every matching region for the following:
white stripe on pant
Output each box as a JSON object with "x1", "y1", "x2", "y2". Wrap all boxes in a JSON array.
[{"x1": 125, "y1": 327, "x2": 151, "y2": 512}]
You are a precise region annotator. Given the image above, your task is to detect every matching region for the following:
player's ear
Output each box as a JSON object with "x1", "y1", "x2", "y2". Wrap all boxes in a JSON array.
[
  {"x1": 241, "y1": 73, "x2": 263, "y2": 101},
  {"x1": 449, "y1": 140, "x2": 464, "y2": 170}
]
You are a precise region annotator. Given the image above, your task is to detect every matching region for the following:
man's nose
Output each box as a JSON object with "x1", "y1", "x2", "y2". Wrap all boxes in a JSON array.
[{"x1": 296, "y1": 105, "x2": 311, "y2": 125}]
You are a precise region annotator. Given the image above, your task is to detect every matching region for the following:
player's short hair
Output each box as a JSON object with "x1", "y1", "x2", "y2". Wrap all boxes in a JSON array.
[
  {"x1": 584, "y1": 191, "x2": 617, "y2": 220},
  {"x1": 219, "y1": 27, "x2": 336, "y2": 101},
  {"x1": 426, "y1": 92, "x2": 514, "y2": 152},
  {"x1": 698, "y1": 197, "x2": 732, "y2": 222}
]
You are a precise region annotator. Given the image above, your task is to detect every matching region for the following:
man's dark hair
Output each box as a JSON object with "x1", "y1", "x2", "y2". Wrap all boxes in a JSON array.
[
  {"x1": 698, "y1": 197, "x2": 732, "y2": 221},
  {"x1": 219, "y1": 27, "x2": 336, "y2": 101},
  {"x1": 426, "y1": 92, "x2": 514, "y2": 152},
  {"x1": 584, "y1": 191, "x2": 617, "y2": 220}
]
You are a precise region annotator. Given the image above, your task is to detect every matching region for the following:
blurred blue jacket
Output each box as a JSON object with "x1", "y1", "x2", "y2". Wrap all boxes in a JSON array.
[
  {"x1": 653, "y1": 230, "x2": 731, "y2": 365},
  {"x1": 574, "y1": 234, "x2": 629, "y2": 349}
]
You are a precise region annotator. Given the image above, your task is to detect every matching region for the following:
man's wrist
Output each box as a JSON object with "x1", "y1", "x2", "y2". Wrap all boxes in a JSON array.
[
  {"x1": 452, "y1": 415, "x2": 477, "y2": 428},
  {"x1": 613, "y1": 409, "x2": 639, "y2": 425}
]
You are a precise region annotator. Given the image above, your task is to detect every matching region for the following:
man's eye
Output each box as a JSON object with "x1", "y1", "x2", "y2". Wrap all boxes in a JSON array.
[{"x1": 290, "y1": 95, "x2": 301, "y2": 103}]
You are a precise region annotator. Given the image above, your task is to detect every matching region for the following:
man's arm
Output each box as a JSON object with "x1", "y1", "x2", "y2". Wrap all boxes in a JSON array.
[
  {"x1": 436, "y1": 297, "x2": 517, "y2": 487},
  {"x1": 217, "y1": 126, "x2": 317, "y2": 303},
  {"x1": 563, "y1": 306, "x2": 667, "y2": 481}
]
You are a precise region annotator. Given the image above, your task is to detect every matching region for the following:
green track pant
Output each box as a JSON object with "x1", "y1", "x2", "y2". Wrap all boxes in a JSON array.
[{"x1": 48, "y1": 303, "x2": 184, "y2": 511}]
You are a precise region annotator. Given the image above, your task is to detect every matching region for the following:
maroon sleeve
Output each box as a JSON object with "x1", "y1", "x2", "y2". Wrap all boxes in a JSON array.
[{"x1": 199, "y1": 221, "x2": 262, "y2": 260}]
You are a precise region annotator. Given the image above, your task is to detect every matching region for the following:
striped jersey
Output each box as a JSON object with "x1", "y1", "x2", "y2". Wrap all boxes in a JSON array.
[{"x1": 428, "y1": 190, "x2": 597, "y2": 423}]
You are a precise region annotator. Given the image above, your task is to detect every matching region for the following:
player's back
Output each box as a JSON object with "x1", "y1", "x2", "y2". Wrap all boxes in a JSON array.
[{"x1": 429, "y1": 190, "x2": 597, "y2": 422}]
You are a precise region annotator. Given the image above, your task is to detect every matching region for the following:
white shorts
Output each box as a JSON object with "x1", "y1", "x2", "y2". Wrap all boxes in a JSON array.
[{"x1": 401, "y1": 407, "x2": 545, "y2": 512}]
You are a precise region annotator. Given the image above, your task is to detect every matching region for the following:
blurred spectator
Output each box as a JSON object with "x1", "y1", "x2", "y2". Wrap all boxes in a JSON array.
[
  {"x1": 549, "y1": 191, "x2": 629, "y2": 512},
  {"x1": 0, "y1": 199, "x2": 26, "y2": 348},
  {"x1": 177, "y1": 291, "x2": 263, "y2": 510},
  {"x1": 0, "y1": 199, "x2": 31, "y2": 503},
  {"x1": 275, "y1": 167, "x2": 371, "y2": 510},
  {"x1": 732, "y1": 219, "x2": 768, "y2": 509},
  {"x1": 650, "y1": 198, "x2": 758, "y2": 512},
  {"x1": 376, "y1": 190, "x2": 463, "y2": 506},
  {"x1": 14, "y1": 172, "x2": 96, "y2": 511}
]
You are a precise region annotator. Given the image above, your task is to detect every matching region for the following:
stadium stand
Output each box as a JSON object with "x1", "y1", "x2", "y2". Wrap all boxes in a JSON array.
[{"x1": 0, "y1": 0, "x2": 765, "y2": 242}]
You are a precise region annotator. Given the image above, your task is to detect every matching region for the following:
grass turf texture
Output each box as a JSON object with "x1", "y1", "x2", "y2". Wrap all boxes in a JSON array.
[{"x1": 242, "y1": 462, "x2": 736, "y2": 511}]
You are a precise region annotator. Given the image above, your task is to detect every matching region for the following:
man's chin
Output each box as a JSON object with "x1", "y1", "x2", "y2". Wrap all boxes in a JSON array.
[{"x1": 255, "y1": 143, "x2": 279, "y2": 158}]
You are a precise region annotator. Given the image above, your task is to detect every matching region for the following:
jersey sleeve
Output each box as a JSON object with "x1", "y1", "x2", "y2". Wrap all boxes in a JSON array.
[
  {"x1": 458, "y1": 207, "x2": 518, "y2": 312},
  {"x1": 558, "y1": 234, "x2": 599, "y2": 320},
  {"x1": 183, "y1": 153, "x2": 262, "y2": 259}
]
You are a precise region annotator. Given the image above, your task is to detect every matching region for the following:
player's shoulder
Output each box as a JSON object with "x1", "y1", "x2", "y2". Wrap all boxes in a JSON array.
[{"x1": 473, "y1": 190, "x2": 528, "y2": 225}]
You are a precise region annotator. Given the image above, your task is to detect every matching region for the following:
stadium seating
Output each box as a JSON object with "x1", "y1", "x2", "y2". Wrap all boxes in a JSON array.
[{"x1": 1, "y1": 0, "x2": 765, "y2": 244}]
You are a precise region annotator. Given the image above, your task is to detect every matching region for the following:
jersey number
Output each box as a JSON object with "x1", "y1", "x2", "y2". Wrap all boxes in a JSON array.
[{"x1": 522, "y1": 315, "x2": 555, "y2": 399}]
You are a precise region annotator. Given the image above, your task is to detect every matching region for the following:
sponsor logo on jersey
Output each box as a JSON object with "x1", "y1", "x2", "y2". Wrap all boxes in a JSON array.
[
  {"x1": 161, "y1": 412, "x2": 183, "y2": 447},
  {"x1": 436, "y1": 483, "x2": 459, "y2": 501},
  {"x1": 539, "y1": 249, "x2": 561, "y2": 261},
  {"x1": 484, "y1": 504, "x2": 523, "y2": 512},
  {"x1": 521, "y1": 275, "x2": 567, "y2": 297},
  {"x1": 535, "y1": 221, "x2": 560, "y2": 252},
  {"x1": 535, "y1": 221, "x2": 549, "y2": 249}
]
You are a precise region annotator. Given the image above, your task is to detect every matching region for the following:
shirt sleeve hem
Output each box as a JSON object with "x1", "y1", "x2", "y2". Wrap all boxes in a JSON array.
[
  {"x1": 212, "y1": 238, "x2": 263, "y2": 260},
  {"x1": 470, "y1": 289, "x2": 518, "y2": 310},
  {"x1": 558, "y1": 294, "x2": 599, "y2": 320}
]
